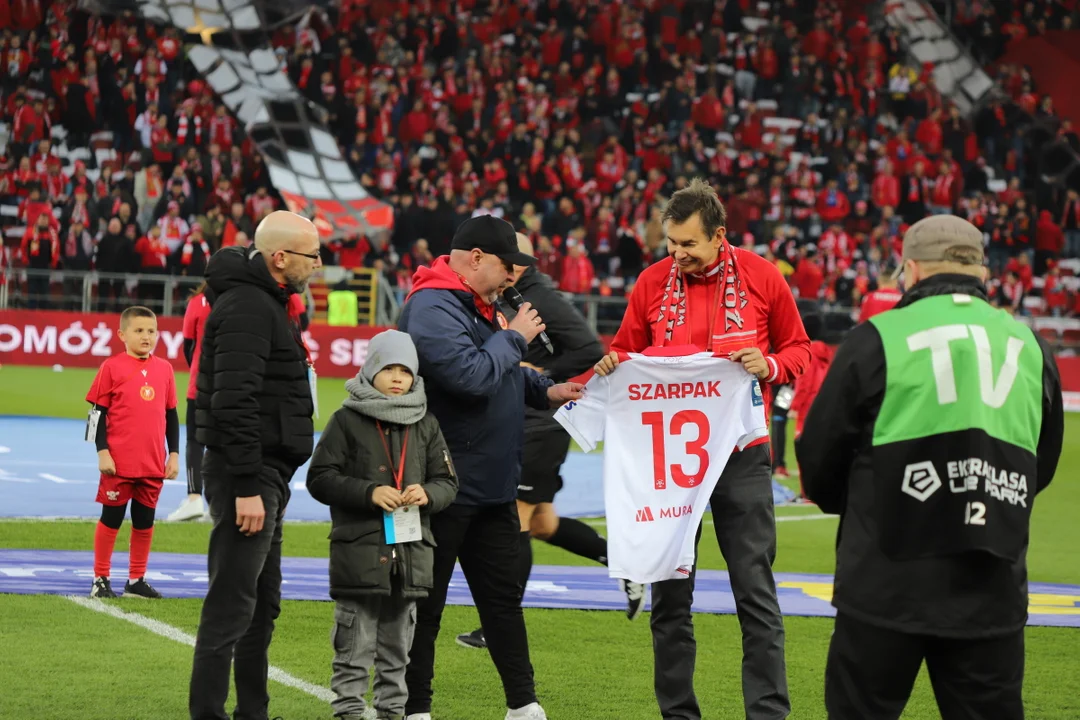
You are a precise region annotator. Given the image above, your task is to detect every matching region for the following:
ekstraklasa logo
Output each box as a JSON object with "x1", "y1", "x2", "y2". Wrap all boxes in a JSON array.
[{"x1": 901, "y1": 461, "x2": 942, "y2": 502}]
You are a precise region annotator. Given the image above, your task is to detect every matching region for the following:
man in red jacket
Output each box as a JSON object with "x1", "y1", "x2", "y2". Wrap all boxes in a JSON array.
[{"x1": 594, "y1": 179, "x2": 809, "y2": 720}]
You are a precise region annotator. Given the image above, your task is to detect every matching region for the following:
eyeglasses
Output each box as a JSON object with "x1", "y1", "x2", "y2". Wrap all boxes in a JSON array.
[{"x1": 282, "y1": 249, "x2": 321, "y2": 261}]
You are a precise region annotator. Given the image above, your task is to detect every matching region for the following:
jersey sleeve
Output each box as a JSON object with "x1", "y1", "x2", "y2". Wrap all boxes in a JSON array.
[
  {"x1": 554, "y1": 374, "x2": 609, "y2": 453},
  {"x1": 165, "y1": 363, "x2": 178, "y2": 410},
  {"x1": 736, "y1": 377, "x2": 770, "y2": 450},
  {"x1": 182, "y1": 298, "x2": 199, "y2": 340},
  {"x1": 85, "y1": 361, "x2": 111, "y2": 408}
]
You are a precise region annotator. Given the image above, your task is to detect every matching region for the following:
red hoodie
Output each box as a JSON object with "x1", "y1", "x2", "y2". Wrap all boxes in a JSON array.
[
  {"x1": 790, "y1": 340, "x2": 836, "y2": 439},
  {"x1": 406, "y1": 255, "x2": 497, "y2": 322},
  {"x1": 1036, "y1": 210, "x2": 1064, "y2": 254},
  {"x1": 858, "y1": 287, "x2": 903, "y2": 322},
  {"x1": 610, "y1": 249, "x2": 811, "y2": 452}
]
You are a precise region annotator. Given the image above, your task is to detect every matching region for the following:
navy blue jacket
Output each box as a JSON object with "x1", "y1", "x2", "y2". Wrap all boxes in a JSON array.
[{"x1": 399, "y1": 284, "x2": 554, "y2": 506}]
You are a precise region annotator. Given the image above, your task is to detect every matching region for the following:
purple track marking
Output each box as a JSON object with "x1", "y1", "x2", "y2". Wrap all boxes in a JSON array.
[{"x1": 2, "y1": 549, "x2": 1079, "y2": 628}]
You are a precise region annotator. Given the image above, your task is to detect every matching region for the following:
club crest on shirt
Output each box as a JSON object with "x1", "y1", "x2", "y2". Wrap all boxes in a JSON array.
[
  {"x1": 751, "y1": 380, "x2": 764, "y2": 407},
  {"x1": 496, "y1": 311, "x2": 509, "y2": 330},
  {"x1": 140, "y1": 385, "x2": 156, "y2": 402}
]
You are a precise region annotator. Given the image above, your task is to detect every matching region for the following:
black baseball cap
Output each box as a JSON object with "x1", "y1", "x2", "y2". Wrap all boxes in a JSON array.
[{"x1": 450, "y1": 215, "x2": 536, "y2": 266}]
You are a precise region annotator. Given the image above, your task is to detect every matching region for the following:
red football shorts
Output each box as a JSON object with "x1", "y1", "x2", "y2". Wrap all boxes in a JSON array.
[{"x1": 96, "y1": 475, "x2": 164, "y2": 508}]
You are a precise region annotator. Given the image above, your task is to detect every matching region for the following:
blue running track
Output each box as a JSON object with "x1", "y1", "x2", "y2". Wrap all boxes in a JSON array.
[{"x1": 0, "y1": 417, "x2": 606, "y2": 520}]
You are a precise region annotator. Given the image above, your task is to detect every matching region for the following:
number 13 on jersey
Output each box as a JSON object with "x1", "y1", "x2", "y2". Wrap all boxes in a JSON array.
[{"x1": 641, "y1": 410, "x2": 712, "y2": 490}]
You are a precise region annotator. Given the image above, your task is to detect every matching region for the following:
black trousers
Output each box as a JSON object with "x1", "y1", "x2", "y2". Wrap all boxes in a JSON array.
[
  {"x1": 26, "y1": 274, "x2": 50, "y2": 309},
  {"x1": 189, "y1": 451, "x2": 292, "y2": 720},
  {"x1": 826, "y1": 612, "x2": 1025, "y2": 720},
  {"x1": 650, "y1": 444, "x2": 790, "y2": 720},
  {"x1": 405, "y1": 502, "x2": 537, "y2": 714},
  {"x1": 770, "y1": 408, "x2": 788, "y2": 471},
  {"x1": 185, "y1": 398, "x2": 204, "y2": 495}
]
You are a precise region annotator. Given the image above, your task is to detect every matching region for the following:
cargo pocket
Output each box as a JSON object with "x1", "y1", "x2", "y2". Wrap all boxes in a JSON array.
[
  {"x1": 329, "y1": 525, "x2": 390, "y2": 591},
  {"x1": 331, "y1": 605, "x2": 356, "y2": 656}
]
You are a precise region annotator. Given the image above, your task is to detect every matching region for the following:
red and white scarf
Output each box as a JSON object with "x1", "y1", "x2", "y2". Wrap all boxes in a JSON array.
[
  {"x1": 653, "y1": 244, "x2": 757, "y2": 355},
  {"x1": 180, "y1": 238, "x2": 210, "y2": 266}
]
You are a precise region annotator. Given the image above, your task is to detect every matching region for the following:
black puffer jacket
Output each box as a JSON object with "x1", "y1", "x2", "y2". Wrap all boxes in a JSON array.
[
  {"x1": 307, "y1": 408, "x2": 458, "y2": 600},
  {"x1": 510, "y1": 266, "x2": 605, "y2": 431},
  {"x1": 195, "y1": 247, "x2": 314, "y2": 496}
]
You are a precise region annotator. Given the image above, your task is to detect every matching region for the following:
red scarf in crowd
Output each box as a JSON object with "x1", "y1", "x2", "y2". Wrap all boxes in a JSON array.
[
  {"x1": 654, "y1": 243, "x2": 757, "y2": 355},
  {"x1": 180, "y1": 237, "x2": 210, "y2": 266},
  {"x1": 27, "y1": 227, "x2": 60, "y2": 264},
  {"x1": 64, "y1": 227, "x2": 85, "y2": 258}
]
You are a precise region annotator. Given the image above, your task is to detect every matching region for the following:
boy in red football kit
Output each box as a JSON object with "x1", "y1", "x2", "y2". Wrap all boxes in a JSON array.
[{"x1": 87, "y1": 306, "x2": 180, "y2": 599}]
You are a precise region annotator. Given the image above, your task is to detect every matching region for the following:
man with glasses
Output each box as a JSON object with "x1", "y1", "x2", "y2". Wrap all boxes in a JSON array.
[
  {"x1": 399, "y1": 215, "x2": 584, "y2": 720},
  {"x1": 189, "y1": 211, "x2": 322, "y2": 720}
]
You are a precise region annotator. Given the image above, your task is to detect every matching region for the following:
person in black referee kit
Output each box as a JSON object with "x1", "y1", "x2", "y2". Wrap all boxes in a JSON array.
[
  {"x1": 797, "y1": 215, "x2": 1065, "y2": 720},
  {"x1": 456, "y1": 232, "x2": 647, "y2": 652},
  {"x1": 398, "y1": 215, "x2": 584, "y2": 720}
]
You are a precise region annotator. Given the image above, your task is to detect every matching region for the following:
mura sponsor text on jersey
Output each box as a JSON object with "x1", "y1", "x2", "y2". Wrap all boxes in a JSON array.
[{"x1": 635, "y1": 504, "x2": 693, "y2": 522}]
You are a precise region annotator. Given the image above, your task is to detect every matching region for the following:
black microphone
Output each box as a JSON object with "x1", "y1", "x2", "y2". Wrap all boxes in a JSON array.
[{"x1": 503, "y1": 286, "x2": 554, "y2": 355}]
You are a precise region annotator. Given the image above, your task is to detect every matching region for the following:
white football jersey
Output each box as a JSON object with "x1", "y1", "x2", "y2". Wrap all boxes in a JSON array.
[{"x1": 555, "y1": 352, "x2": 768, "y2": 583}]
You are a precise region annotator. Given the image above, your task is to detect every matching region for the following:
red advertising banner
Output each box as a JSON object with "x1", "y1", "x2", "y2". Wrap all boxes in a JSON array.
[
  {"x1": 2, "y1": 310, "x2": 1079, "y2": 404},
  {"x1": 0, "y1": 310, "x2": 384, "y2": 379}
]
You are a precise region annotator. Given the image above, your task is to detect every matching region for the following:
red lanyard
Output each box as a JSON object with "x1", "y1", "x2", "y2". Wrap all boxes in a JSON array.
[{"x1": 376, "y1": 421, "x2": 409, "y2": 491}]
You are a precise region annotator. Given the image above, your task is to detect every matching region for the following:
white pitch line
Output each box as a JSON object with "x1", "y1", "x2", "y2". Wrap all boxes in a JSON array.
[
  {"x1": 776, "y1": 513, "x2": 833, "y2": 522},
  {"x1": 582, "y1": 513, "x2": 833, "y2": 528},
  {"x1": 64, "y1": 595, "x2": 335, "y2": 704}
]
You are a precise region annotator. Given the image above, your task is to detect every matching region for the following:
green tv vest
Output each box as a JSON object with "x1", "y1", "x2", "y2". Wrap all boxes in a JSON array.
[
  {"x1": 867, "y1": 292, "x2": 1044, "y2": 563},
  {"x1": 327, "y1": 290, "x2": 359, "y2": 327}
]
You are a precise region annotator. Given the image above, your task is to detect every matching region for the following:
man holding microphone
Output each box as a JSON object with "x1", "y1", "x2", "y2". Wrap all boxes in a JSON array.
[
  {"x1": 594, "y1": 179, "x2": 810, "y2": 720},
  {"x1": 399, "y1": 216, "x2": 583, "y2": 720},
  {"x1": 457, "y1": 233, "x2": 646, "y2": 651}
]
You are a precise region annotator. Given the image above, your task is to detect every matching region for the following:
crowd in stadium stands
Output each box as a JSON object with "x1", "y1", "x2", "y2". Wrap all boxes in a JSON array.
[{"x1": 2, "y1": 0, "x2": 1080, "y2": 319}]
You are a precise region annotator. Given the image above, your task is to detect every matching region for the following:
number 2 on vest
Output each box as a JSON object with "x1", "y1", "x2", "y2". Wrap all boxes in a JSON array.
[
  {"x1": 641, "y1": 411, "x2": 711, "y2": 490},
  {"x1": 907, "y1": 324, "x2": 1025, "y2": 408}
]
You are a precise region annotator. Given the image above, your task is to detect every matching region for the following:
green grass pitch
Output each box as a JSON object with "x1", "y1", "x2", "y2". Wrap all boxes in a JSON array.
[{"x1": 0, "y1": 364, "x2": 1078, "y2": 719}]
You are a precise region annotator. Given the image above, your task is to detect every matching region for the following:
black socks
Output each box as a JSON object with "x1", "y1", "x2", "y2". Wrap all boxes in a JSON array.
[{"x1": 547, "y1": 517, "x2": 609, "y2": 566}]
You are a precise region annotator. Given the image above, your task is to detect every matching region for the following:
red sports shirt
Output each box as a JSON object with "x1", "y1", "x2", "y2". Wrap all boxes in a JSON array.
[
  {"x1": 611, "y1": 249, "x2": 811, "y2": 450},
  {"x1": 182, "y1": 293, "x2": 211, "y2": 400},
  {"x1": 86, "y1": 354, "x2": 178, "y2": 479},
  {"x1": 858, "y1": 288, "x2": 903, "y2": 323}
]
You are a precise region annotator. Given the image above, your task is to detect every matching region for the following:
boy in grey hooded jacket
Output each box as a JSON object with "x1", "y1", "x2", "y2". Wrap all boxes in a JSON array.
[{"x1": 308, "y1": 330, "x2": 458, "y2": 720}]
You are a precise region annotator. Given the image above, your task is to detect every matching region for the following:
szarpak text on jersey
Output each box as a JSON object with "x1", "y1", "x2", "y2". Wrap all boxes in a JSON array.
[{"x1": 627, "y1": 381, "x2": 723, "y2": 401}]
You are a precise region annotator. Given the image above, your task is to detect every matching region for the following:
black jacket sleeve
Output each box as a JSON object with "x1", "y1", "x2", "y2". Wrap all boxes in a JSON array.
[
  {"x1": 166, "y1": 408, "x2": 179, "y2": 454},
  {"x1": 795, "y1": 322, "x2": 886, "y2": 514},
  {"x1": 207, "y1": 295, "x2": 274, "y2": 497},
  {"x1": 420, "y1": 415, "x2": 459, "y2": 513},
  {"x1": 183, "y1": 338, "x2": 196, "y2": 367},
  {"x1": 524, "y1": 280, "x2": 605, "y2": 382},
  {"x1": 94, "y1": 405, "x2": 109, "y2": 452},
  {"x1": 1034, "y1": 335, "x2": 1064, "y2": 494}
]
